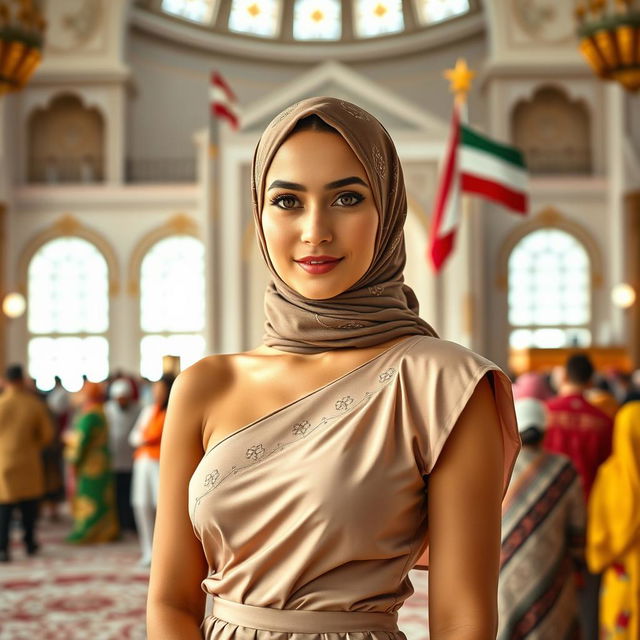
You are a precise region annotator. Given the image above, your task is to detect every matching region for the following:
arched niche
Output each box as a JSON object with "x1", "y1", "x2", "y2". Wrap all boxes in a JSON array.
[
  {"x1": 511, "y1": 85, "x2": 592, "y2": 175},
  {"x1": 17, "y1": 214, "x2": 120, "y2": 296},
  {"x1": 27, "y1": 93, "x2": 105, "y2": 184}
]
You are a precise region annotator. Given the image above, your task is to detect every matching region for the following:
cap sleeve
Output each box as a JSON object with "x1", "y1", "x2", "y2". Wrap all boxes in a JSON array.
[
  {"x1": 405, "y1": 338, "x2": 521, "y2": 496},
  {"x1": 406, "y1": 338, "x2": 521, "y2": 572}
]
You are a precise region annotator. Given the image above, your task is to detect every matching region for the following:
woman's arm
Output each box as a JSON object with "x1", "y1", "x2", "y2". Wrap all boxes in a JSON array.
[
  {"x1": 147, "y1": 359, "x2": 226, "y2": 639},
  {"x1": 427, "y1": 375, "x2": 505, "y2": 640}
]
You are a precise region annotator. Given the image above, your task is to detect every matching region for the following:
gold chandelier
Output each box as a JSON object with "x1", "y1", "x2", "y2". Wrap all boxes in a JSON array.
[
  {"x1": 576, "y1": 0, "x2": 640, "y2": 92},
  {"x1": 0, "y1": 0, "x2": 46, "y2": 95}
]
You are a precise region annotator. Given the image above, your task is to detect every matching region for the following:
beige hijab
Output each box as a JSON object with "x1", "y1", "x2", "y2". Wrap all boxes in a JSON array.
[{"x1": 251, "y1": 96, "x2": 438, "y2": 353}]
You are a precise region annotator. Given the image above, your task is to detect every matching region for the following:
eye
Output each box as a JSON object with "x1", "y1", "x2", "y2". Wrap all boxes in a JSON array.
[
  {"x1": 334, "y1": 192, "x2": 364, "y2": 207},
  {"x1": 269, "y1": 194, "x2": 299, "y2": 209}
]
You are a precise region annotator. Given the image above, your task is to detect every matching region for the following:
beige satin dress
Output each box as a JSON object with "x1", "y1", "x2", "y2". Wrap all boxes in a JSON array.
[{"x1": 189, "y1": 335, "x2": 521, "y2": 639}]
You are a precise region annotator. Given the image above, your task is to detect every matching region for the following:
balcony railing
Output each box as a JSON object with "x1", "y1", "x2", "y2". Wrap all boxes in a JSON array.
[
  {"x1": 27, "y1": 157, "x2": 197, "y2": 184},
  {"x1": 125, "y1": 157, "x2": 196, "y2": 183}
]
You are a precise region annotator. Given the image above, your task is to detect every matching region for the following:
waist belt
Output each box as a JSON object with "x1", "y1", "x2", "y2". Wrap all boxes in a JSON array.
[{"x1": 208, "y1": 596, "x2": 400, "y2": 633}]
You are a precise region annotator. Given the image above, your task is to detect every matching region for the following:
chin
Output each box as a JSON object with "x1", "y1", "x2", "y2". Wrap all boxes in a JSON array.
[{"x1": 289, "y1": 278, "x2": 357, "y2": 301}]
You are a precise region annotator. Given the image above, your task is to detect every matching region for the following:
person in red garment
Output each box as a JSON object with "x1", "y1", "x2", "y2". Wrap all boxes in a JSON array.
[{"x1": 544, "y1": 352, "x2": 613, "y2": 640}]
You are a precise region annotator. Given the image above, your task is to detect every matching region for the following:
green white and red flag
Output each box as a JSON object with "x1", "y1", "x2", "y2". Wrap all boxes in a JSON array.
[{"x1": 428, "y1": 105, "x2": 529, "y2": 272}]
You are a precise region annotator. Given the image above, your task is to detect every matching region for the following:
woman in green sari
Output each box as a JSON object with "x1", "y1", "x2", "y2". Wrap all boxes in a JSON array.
[{"x1": 64, "y1": 381, "x2": 119, "y2": 543}]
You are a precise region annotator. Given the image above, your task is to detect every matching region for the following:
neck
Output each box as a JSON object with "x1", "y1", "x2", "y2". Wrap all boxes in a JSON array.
[{"x1": 559, "y1": 383, "x2": 587, "y2": 397}]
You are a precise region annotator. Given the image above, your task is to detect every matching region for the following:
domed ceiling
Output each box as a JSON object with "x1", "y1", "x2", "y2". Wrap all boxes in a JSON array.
[{"x1": 133, "y1": 0, "x2": 481, "y2": 61}]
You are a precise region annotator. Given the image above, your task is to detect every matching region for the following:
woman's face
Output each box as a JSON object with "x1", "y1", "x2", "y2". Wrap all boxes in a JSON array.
[
  {"x1": 153, "y1": 380, "x2": 169, "y2": 406},
  {"x1": 261, "y1": 129, "x2": 379, "y2": 300}
]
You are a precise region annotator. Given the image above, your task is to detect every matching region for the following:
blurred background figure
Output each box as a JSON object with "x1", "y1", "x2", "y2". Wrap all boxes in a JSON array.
[
  {"x1": 586, "y1": 375, "x2": 619, "y2": 419},
  {"x1": 104, "y1": 377, "x2": 140, "y2": 536},
  {"x1": 498, "y1": 397, "x2": 585, "y2": 640},
  {"x1": 0, "y1": 364, "x2": 54, "y2": 562},
  {"x1": 587, "y1": 401, "x2": 640, "y2": 640},
  {"x1": 512, "y1": 371, "x2": 554, "y2": 402},
  {"x1": 41, "y1": 375, "x2": 70, "y2": 522},
  {"x1": 64, "y1": 381, "x2": 119, "y2": 544},
  {"x1": 544, "y1": 353, "x2": 614, "y2": 640},
  {"x1": 129, "y1": 374, "x2": 174, "y2": 567}
]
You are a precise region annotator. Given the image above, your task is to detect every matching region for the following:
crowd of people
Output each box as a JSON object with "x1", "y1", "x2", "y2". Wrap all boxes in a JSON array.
[
  {"x1": 0, "y1": 364, "x2": 175, "y2": 568},
  {"x1": 502, "y1": 354, "x2": 640, "y2": 640}
]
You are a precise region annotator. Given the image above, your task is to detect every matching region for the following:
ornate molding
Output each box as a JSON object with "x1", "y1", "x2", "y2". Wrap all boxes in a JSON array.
[
  {"x1": 17, "y1": 213, "x2": 120, "y2": 296},
  {"x1": 127, "y1": 214, "x2": 201, "y2": 296},
  {"x1": 496, "y1": 206, "x2": 604, "y2": 291}
]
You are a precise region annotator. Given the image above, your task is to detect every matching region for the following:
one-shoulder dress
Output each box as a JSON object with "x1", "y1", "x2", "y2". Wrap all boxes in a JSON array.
[{"x1": 189, "y1": 335, "x2": 521, "y2": 639}]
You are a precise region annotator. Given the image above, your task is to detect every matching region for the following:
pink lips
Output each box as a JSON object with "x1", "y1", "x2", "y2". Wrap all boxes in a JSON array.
[{"x1": 294, "y1": 255, "x2": 343, "y2": 275}]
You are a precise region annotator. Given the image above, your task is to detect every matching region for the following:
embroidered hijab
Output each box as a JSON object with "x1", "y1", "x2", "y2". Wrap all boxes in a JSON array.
[{"x1": 251, "y1": 96, "x2": 438, "y2": 353}]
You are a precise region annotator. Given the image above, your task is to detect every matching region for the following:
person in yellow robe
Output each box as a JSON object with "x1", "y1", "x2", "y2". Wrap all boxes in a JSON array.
[{"x1": 587, "y1": 401, "x2": 640, "y2": 639}]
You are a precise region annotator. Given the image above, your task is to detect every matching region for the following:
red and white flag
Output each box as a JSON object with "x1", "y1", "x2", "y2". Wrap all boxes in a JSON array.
[
  {"x1": 210, "y1": 71, "x2": 239, "y2": 130},
  {"x1": 428, "y1": 105, "x2": 529, "y2": 272}
]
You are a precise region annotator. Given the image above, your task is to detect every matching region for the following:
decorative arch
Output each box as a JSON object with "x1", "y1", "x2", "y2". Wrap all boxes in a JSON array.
[
  {"x1": 497, "y1": 207, "x2": 603, "y2": 291},
  {"x1": 127, "y1": 213, "x2": 200, "y2": 295},
  {"x1": 18, "y1": 214, "x2": 120, "y2": 296},
  {"x1": 511, "y1": 85, "x2": 592, "y2": 175},
  {"x1": 27, "y1": 93, "x2": 106, "y2": 183}
]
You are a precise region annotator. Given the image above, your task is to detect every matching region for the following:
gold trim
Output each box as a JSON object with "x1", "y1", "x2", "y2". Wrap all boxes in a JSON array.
[
  {"x1": 17, "y1": 214, "x2": 121, "y2": 296},
  {"x1": 496, "y1": 206, "x2": 604, "y2": 291},
  {"x1": 127, "y1": 214, "x2": 201, "y2": 296}
]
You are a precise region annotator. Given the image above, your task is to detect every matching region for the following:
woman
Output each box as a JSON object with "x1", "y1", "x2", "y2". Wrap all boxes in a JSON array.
[
  {"x1": 147, "y1": 97, "x2": 521, "y2": 639},
  {"x1": 587, "y1": 401, "x2": 640, "y2": 639},
  {"x1": 129, "y1": 374, "x2": 174, "y2": 566},
  {"x1": 64, "y1": 381, "x2": 119, "y2": 544},
  {"x1": 499, "y1": 398, "x2": 585, "y2": 639}
]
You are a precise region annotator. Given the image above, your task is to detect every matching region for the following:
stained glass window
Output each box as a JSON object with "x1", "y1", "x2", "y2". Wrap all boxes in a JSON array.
[
  {"x1": 228, "y1": 0, "x2": 281, "y2": 37},
  {"x1": 140, "y1": 236, "x2": 205, "y2": 380},
  {"x1": 413, "y1": 0, "x2": 469, "y2": 26},
  {"x1": 508, "y1": 229, "x2": 591, "y2": 349},
  {"x1": 161, "y1": 0, "x2": 217, "y2": 23},
  {"x1": 293, "y1": 0, "x2": 341, "y2": 40},
  {"x1": 354, "y1": 0, "x2": 404, "y2": 38},
  {"x1": 27, "y1": 237, "x2": 109, "y2": 391}
]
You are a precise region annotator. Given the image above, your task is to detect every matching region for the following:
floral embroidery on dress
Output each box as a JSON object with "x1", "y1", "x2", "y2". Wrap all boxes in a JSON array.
[
  {"x1": 204, "y1": 470, "x2": 220, "y2": 488},
  {"x1": 368, "y1": 285, "x2": 384, "y2": 296},
  {"x1": 378, "y1": 368, "x2": 396, "y2": 383},
  {"x1": 246, "y1": 444, "x2": 265, "y2": 461},
  {"x1": 292, "y1": 420, "x2": 311, "y2": 436},
  {"x1": 335, "y1": 396, "x2": 354, "y2": 411},
  {"x1": 372, "y1": 144, "x2": 386, "y2": 179},
  {"x1": 339, "y1": 100, "x2": 371, "y2": 121}
]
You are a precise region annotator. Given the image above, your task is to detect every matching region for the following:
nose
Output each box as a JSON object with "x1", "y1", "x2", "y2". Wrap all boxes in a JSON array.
[{"x1": 300, "y1": 205, "x2": 333, "y2": 246}]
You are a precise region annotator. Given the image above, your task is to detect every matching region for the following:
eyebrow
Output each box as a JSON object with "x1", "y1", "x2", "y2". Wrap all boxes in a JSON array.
[{"x1": 267, "y1": 176, "x2": 369, "y2": 191}]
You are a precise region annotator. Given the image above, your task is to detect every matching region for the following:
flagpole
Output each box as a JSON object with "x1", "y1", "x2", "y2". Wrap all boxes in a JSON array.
[
  {"x1": 443, "y1": 59, "x2": 477, "y2": 348},
  {"x1": 209, "y1": 84, "x2": 221, "y2": 354}
]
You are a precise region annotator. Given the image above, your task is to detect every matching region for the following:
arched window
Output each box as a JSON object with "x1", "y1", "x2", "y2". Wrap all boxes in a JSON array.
[
  {"x1": 228, "y1": 0, "x2": 282, "y2": 37},
  {"x1": 413, "y1": 0, "x2": 469, "y2": 26},
  {"x1": 162, "y1": 0, "x2": 218, "y2": 23},
  {"x1": 354, "y1": 0, "x2": 404, "y2": 38},
  {"x1": 508, "y1": 229, "x2": 591, "y2": 349},
  {"x1": 140, "y1": 235, "x2": 206, "y2": 381},
  {"x1": 293, "y1": 0, "x2": 341, "y2": 40},
  {"x1": 28, "y1": 237, "x2": 109, "y2": 391}
]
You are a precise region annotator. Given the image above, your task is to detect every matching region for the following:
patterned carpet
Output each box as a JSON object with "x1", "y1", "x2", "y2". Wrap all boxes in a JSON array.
[{"x1": 0, "y1": 514, "x2": 428, "y2": 640}]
